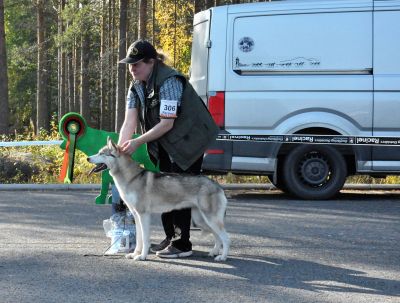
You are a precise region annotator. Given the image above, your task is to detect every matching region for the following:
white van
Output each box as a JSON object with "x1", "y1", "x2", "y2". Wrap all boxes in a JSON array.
[{"x1": 189, "y1": 0, "x2": 400, "y2": 199}]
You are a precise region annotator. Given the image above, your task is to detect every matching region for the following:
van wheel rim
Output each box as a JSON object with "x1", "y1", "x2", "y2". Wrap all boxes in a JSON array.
[{"x1": 298, "y1": 153, "x2": 331, "y2": 186}]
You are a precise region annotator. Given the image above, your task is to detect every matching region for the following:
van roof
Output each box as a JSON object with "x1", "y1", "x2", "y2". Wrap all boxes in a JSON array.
[{"x1": 222, "y1": 0, "x2": 373, "y2": 14}]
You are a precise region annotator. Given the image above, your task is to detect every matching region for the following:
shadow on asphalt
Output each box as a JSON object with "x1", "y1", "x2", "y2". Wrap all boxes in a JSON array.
[
  {"x1": 227, "y1": 190, "x2": 400, "y2": 201},
  {"x1": 151, "y1": 254, "x2": 400, "y2": 297},
  {"x1": 1, "y1": 190, "x2": 399, "y2": 301},
  {"x1": 226, "y1": 191, "x2": 400, "y2": 221}
]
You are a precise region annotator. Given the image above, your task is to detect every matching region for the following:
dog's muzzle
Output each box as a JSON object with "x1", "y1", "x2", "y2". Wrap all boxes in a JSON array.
[{"x1": 88, "y1": 163, "x2": 108, "y2": 175}]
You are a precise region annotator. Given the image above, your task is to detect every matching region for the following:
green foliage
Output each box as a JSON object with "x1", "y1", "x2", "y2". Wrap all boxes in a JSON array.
[
  {"x1": 2, "y1": 122, "x2": 400, "y2": 185},
  {"x1": 5, "y1": 0, "x2": 37, "y2": 131},
  {"x1": 210, "y1": 173, "x2": 271, "y2": 185},
  {"x1": 155, "y1": 0, "x2": 194, "y2": 75},
  {"x1": 0, "y1": 118, "x2": 100, "y2": 184},
  {"x1": 346, "y1": 175, "x2": 400, "y2": 185},
  {"x1": 4, "y1": 0, "x2": 197, "y2": 134},
  {"x1": 60, "y1": 0, "x2": 101, "y2": 48},
  {"x1": 3, "y1": 0, "x2": 400, "y2": 187}
]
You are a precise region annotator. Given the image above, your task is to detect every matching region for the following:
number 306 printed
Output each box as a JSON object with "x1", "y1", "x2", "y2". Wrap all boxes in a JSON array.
[{"x1": 160, "y1": 100, "x2": 178, "y2": 118}]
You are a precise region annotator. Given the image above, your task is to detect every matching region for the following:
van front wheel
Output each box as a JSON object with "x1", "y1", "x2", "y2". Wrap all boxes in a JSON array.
[{"x1": 282, "y1": 145, "x2": 347, "y2": 200}]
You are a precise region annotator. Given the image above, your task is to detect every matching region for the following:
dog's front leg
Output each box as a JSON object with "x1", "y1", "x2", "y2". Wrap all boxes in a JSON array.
[
  {"x1": 126, "y1": 210, "x2": 142, "y2": 259},
  {"x1": 135, "y1": 212, "x2": 151, "y2": 261}
]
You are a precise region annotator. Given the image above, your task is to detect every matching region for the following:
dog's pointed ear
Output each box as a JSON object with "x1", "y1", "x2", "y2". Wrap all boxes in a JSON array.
[
  {"x1": 107, "y1": 136, "x2": 116, "y2": 149},
  {"x1": 107, "y1": 136, "x2": 113, "y2": 149}
]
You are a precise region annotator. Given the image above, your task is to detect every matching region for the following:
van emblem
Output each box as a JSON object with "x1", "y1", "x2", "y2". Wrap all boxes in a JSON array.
[{"x1": 238, "y1": 37, "x2": 254, "y2": 52}]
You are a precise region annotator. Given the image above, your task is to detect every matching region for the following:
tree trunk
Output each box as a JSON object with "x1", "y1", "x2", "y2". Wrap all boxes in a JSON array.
[
  {"x1": 152, "y1": 0, "x2": 155, "y2": 44},
  {"x1": 206, "y1": 0, "x2": 214, "y2": 9},
  {"x1": 173, "y1": 0, "x2": 177, "y2": 67},
  {"x1": 194, "y1": 0, "x2": 203, "y2": 13},
  {"x1": 73, "y1": 35, "x2": 80, "y2": 113},
  {"x1": 36, "y1": 0, "x2": 49, "y2": 133},
  {"x1": 58, "y1": 0, "x2": 66, "y2": 120},
  {"x1": 116, "y1": 0, "x2": 128, "y2": 132},
  {"x1": 67, "y1": 52, "x2": 74, "y2": 113},
  {"x1": 138, "y1": 0, "x2": 147, "y2": 39},
  {"x1": 127, "y1": 0, "x2": 138, "y2": 42},
  {"x1": 57, "y1": 1, "x2": 61, "y2": 119},
  {"x1": 80, "y1": 33, "x2": 90, "y2": 123},
  {"x1": 109, "y1": 0, "x2": 117, "y2": 131},
  {"x1": 61, "y1": 51, "x2": 67, "y2": 116},
  {"x1": 0, "y1": 0, "x2": 9, "y2": 134},
  {"x1": 100, "y1": 0, "x2": 108, "y2": 130}
]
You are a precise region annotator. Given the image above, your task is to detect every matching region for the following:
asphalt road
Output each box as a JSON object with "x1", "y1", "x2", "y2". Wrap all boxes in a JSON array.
[{"x1": 0, "y1": 189, "x2": 399, "y2": 303}]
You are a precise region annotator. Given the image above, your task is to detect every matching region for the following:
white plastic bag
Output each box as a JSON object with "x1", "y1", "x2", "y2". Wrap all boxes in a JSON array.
[{"x1": 103, "y1": 212, "x2": 136, "y2": 255}]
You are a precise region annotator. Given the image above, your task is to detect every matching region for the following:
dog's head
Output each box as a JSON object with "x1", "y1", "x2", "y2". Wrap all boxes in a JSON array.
[{"x1": 87, "y1": 137, "x2": 121, "y2": 175}]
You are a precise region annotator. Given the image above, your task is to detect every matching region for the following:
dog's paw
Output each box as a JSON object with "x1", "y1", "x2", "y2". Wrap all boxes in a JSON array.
[
  {"x1": 208, "y1": 249, "x2": 220, "y2": 257},
  {"x1": 125, "y1": 253, "x2": 135, "y2": 259},
  {"x1": 133, "y1": 254, "x2": 147, "y2": 261},
  {"x1": 125, "y1": 251, "x2": 140, "y2": 259},
  {"x1": 214, "y1": 255, "x2": 227, "y2": 262}
]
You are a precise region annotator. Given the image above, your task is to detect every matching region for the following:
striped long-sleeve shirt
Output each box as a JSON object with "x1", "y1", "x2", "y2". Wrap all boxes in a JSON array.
[{"x1": 127, "y1": 76, "x2": 183, "y2": 110}]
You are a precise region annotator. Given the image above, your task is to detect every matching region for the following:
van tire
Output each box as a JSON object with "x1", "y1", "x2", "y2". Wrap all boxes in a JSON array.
[{"x1": 282, "y1": 145, "x2": 347, "y2": 200}]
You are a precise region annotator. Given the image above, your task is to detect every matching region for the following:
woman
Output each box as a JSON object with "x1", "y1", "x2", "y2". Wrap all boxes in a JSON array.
[{"x1": 118, "y1": 39, "x2": 219, "y2": 258}]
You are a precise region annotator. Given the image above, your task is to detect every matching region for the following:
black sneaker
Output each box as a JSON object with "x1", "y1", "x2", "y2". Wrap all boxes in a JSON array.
[
  {"x1": 150, "y1": 237, "x2": 171, "y2": 253},
  {"x1": 156, "y1": 244, "x2": 193, "y2": 258}
]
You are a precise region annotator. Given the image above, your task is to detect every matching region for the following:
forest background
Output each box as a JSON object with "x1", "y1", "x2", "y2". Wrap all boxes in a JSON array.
[
  {"x1": 1, "y1": 0, "x2": 264, "y2": 135},
  {"x1": 0, "y1": 0, "x2": 398, "y2": 185},
  {"x1": 0, "y1": 0, "x2": 279, "y2": 184}
]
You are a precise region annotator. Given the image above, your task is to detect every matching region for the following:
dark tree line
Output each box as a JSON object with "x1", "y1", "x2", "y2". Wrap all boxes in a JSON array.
[{"x1": 0, "y1": 0, "x2": 271, "y2": 136}]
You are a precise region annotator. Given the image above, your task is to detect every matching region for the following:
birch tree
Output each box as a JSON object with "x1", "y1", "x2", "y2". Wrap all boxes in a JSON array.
[
  {"x1": 80, "y1": 1, "x2": 90, "y2": 122},
  {"x1": 0, "y1": 0, "x2": 9, "y2": 134},
  {"x1": 36, "y1": 0, "x2": 49, "y2": 133},
  {"x1": 58, "y1": 0, "x2": 66, "y2": 119},
  {"x1": 139, "y1": 0, "x2": 147, "y2": 39},
  {"x1": 116, "y1": 0, "x2": 128, "y2": 132},
  {"x1": 100, "y1": 0, "x2": 108, "y2": 129}
]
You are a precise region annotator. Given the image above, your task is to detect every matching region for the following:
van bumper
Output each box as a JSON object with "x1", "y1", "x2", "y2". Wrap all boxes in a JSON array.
[
  {"x1": 231, "y1": 156, "x2": 276, "y2": 172},
  {"x1": 202, "y1": 140, "x2": 232, "y2": 173},
  {"x1": 202, "y1": 139, "x2": 277, "y2": 174}
]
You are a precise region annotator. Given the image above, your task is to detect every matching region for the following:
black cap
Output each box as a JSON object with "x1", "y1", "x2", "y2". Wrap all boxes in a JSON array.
[{"x1": 119, "y1": 40, "x2": 157, "y2": 64}]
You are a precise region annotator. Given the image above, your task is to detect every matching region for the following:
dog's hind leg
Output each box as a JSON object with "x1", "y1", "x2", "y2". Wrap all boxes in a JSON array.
[
  {"x1": 192, "y1": 209, "x2": 220, "y2": 256},
  {"x1": 193, "y1": 208, "x2": 220, "y2": 248},
  {"x1": 207, "y1": 220, "x2": 230, "y2": 262},
  {"x1": 208, "y1": 231, "x2": 222, "y2": 258},
  {"x1": 196, "y1": 210, "x2": 230, "y2": 261},
  {"x1": 215, "y1": 228, "x2": 230, "y2": 262},
  {"x1": 197, "y1": 192, "x2": 230, "y2": 261},
  {"x1": 214, "y1": 192, "x2": 230, "y2": 261}
]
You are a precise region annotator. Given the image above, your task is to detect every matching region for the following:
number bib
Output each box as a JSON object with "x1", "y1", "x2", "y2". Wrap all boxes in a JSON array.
[{"x1": 159, "y1": 99, "x2": 178, "y2": 119}]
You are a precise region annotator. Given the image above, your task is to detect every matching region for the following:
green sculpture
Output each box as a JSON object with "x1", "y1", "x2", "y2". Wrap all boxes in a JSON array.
[{"x1": 58, "y1": 112, "x2": 158, "y2": 204}]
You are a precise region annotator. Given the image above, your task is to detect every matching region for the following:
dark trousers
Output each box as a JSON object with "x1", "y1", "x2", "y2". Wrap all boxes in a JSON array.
[{"x1": 158, "y1": 145, "x2": 203, "y2": 251}]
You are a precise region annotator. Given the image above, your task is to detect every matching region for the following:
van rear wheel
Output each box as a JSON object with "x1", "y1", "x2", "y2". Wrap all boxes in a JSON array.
[{"x1": 282, "y1": 145, "x2": 347, "y2": 200}]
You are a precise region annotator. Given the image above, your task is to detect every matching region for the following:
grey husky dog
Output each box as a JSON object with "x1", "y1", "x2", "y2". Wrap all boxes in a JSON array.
[{"x1": 88, "y1": 137, "x2": 230, "y2": 261}]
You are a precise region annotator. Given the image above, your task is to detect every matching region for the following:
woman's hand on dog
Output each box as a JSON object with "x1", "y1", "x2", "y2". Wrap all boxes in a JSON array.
[
  {"x1": 121, "y1": 139, "x2": 142, "y2": 155},
  {"x1": 120, "y1": 120, "x2": 174, "y2": 155}
]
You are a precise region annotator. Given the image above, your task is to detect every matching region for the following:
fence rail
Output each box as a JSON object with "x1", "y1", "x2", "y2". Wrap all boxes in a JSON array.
[
  {"x1": 1, "y1": 140, "x2": 400, "y2": 190},
  {"x1": 0, "y1": 140, "x2": 63, "y2": 147},
  {"x1": 1, "y1": 183, "x2": 400, "y2": 191}
]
